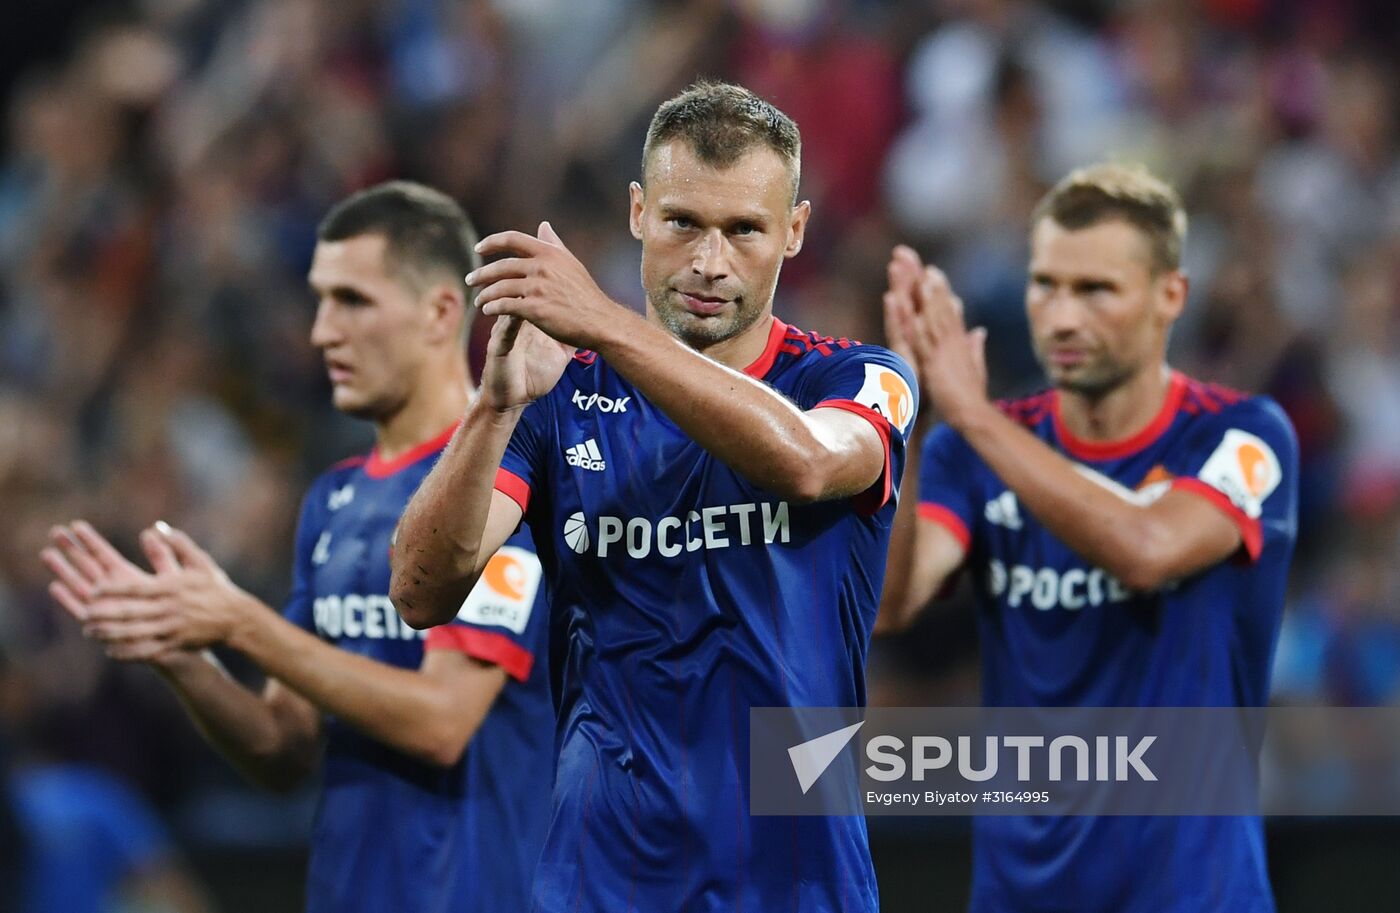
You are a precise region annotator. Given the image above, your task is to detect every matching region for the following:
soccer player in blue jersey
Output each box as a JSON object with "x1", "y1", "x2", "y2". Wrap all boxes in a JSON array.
[
  {"x1": 879, "y1": 164, "x2": 1298, "y2": 912},
  {"x1": 390, "y1": 82, "x2": 918, "y2": 911},
  {"x1": 40, "y1": 182, "x2": 555, "y2": 913}
]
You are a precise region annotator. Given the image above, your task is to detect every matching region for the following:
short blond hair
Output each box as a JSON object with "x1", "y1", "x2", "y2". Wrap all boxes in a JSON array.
[{"x1": 1031, "y1": 164, "x2": 1187, "y2": 274}]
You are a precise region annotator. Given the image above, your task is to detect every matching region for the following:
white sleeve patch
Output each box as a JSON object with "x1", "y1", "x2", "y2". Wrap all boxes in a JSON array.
[
  {"x1": 853, "y1": 363, "x2": 916, "y2": 433},
  {"x1": 456, "y1": 545, "x2": 542, "y2": 635},
  {"x1": 1196, "y1": 429, "x2": 1282, "y2": 519}
]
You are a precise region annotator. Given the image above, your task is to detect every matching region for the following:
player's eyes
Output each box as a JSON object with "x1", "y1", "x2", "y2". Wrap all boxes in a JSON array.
[{"x1": 669, "y1": 217, "x2": 695, "y2": 230}]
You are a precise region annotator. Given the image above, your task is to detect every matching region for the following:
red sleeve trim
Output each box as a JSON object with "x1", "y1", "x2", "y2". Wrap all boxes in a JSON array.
[
  {"x1": 916, "y1": 502, "x2": 972, "y2": 550},
  {"x1": 813, "y1": 398, "x2": 893, "y2": 516},
  {"x1": 425, "y1": 626, "x2": 534, "y2": 683},
  {"x1": 494, "y1": 468, "x2": 531, "y2": 514},
  {"x1": 1170, "y1": 477, "x2": 1264, "y2": 562}
]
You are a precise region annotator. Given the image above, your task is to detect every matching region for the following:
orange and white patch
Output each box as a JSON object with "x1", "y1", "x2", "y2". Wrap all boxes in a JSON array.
[
  {"x1": 854, "y1": 364, "x2": 915, "y2": 433},
  {"x1": 456, "y1": 546, "x2": 542, "y2": 634},
  {"x1": 1197, "y1": 429, "x2": 1282, "y2": 519}
]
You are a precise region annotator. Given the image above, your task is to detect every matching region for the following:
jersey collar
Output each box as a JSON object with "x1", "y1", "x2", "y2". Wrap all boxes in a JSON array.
[
  {"x1": 742, "y1": 316, "x2": 790, "y2": 380},
  {"x1": 1051, "y1": 370, "x2": 1186, "y2": 461},
  {"x1": 365, "y1": 421, "x2": 460, "y2": 478}
]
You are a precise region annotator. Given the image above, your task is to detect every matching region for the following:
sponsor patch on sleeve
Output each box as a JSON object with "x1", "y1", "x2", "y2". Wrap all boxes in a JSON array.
[
  {"x1": 456, "y1": 545, "x2": 542, "y2": 634},
  {"x1": 853, "y1": 363, "x2": 915, "y2": 434},
  {"x1": 1196, "y1": 429, "x2": 1282, "y2": 519}
]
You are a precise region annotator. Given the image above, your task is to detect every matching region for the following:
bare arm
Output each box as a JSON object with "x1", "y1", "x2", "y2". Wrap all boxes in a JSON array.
[
  {"x1": 44, "y1": 523, "x2": 320, "y2": 791},
  {"x1": 68, "y1": 526, "x2": 513, "y2": 767},
  {"x1": 874, "y1": 426, "x2": 969, "y2": 633},
  {"x1": 944, "y1": 406, "x2": 1239, "y2": 591},
  {"x1": 889, "y1": 255, "x2": 1241, "y2": 592},
  {"x1": 470, "y1": 226, "x2": 887, "y2": 504},
  {"x1": 599, "y1": 313, "x2": 885, "y2": 502},
  {"x1": 223, "y1": 601, "x2": 508, "y2": 767},
  {"x1": 390, "y1": 404, "x2": 526, "y2": 629},
  {"x1": 391, "y1": 307, "x2": 572, "y2": 629},
  {"x1": 153, "y1": 652, "x2": 320, "y2": 792},
  {"x1": 875, "y1": 248, "x2": 969, "y2": 634}
]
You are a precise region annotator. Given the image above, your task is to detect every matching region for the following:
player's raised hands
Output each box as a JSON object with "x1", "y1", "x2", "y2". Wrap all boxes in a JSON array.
[
  {"x1": 478, "y1": 307, "x2": 575, "y2": 413},
  {"x1": 469, "y1": 221, "x2": 626, "y2": 353},
  {"x1": 884, "y1": 253, "x2": 989, "y2": 429},
  {"x1": 56, "y1": 523, "x2": 261, "y2": 662},
  {"x1": 42, "y1": 520, "x2": 184, "y2": 662},
  {"x1": 882, "y1": 244, "x2": 925, "y2": 378}
]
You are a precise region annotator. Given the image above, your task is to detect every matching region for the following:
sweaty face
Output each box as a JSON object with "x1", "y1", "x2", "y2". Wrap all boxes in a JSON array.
[
  {"x1": 308, "y1": 235, "x2": 430, "y2": 420},
  {"x1": 1026, "y1": 219, "x2": 1179, "y2": 398},
  {"x1": 631, "y1": 141, "x2": 807, "y2": 349}
]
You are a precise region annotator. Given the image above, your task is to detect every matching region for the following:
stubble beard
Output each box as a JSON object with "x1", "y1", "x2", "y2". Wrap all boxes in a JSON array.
[{"x1": 652, "y1": 290, "x2": 763, "y2": 350}]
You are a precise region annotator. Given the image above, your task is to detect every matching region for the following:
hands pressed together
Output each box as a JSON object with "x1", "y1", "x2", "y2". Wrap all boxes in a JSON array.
[
  {"x1": 882, "y1": 244, "x2": 990, "y2": 430},
  {"x1": 41, "y1": 520, "x2": 259, "y2": 665},
  {"x1": 467, "y1": 222, "x2": 627, "y2": 414}
]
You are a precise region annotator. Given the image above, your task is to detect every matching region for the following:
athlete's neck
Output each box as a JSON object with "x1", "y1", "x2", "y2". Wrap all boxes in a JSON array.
[
  {"x1": 679, "y1": 311, "x2": 776, "y2": 373},
  {"x1": 1055, "y1": 363, "x2": 1173, "y2": 444},
  {"x1": 374, "y1": 364, "x2": 473, "y2": 461}
]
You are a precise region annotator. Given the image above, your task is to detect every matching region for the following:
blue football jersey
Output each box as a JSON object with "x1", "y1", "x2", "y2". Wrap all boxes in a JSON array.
[
  {"x1": 283, "y1": 425, "x2": 555, "y2": 913},
  {"x1": 493, "y1": 317, "x2": 918, "y2": 912},
  {"x1": 918, "y1": 371, "x2": 1298, "y2": 913}
]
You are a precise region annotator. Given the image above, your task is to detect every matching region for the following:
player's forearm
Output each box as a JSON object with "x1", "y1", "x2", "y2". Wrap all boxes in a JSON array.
[
  {"x1": 391, "y1": 400, "x2": 519, "y2": 627},
  {"x1": 155, "y1": 651, "x2": 316, "y2": 791},
  {"x1": 876, "y1": 441, "x2": 928, "y2": 633},
  {"x1": 598, "y1": 316, "x2": 847, "y2": 501},
  {"x1": 951, "y1": 403, "x2": 1179, "y2": 590},
  {"x1": 228, "y1": 614, "x2": 477, "y2": 767}
]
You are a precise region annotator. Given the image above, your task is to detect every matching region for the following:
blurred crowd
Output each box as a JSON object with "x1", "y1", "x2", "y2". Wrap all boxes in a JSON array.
[{"x1": 0, "y1": 0, "x2": 1397, "y2": 904}]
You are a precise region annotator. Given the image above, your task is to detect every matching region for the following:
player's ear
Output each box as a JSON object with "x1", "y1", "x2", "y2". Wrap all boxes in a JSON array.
[
  {"x1": 424, "y1": 283, "x2": 464, "y2": 346},
  {"x1": 628, "y1": 182, "x2": 645, "y2": 241},
  {"x1": 784, "y1": 200, "x2": 811, "y2": 259},
  {"x1": 1155, "y1": 269, "x2": 1188, "y2": 324}
]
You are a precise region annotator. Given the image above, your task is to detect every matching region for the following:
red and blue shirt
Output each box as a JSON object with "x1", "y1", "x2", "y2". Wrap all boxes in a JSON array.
[
  {"x1": 284, "y1": 426, "x2": 554, "y2": 913},
  {"x1": 495, "y1": 317, "x2": 918, "y2": 912},
  {"x1": 919, "y1": 371, "x2": 1298, "y2": 913}
]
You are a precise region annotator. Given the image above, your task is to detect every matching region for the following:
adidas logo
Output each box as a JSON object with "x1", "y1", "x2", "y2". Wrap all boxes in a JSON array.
[
  {"x1": 984, "y1": 490, "x2": 1022, "y2": 530},
  {"x1": 565, "y1": 439, "x2": 606, "y2": 471}
]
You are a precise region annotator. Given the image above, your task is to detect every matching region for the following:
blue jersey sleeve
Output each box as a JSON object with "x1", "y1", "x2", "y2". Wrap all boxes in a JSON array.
[
  {"x1": 424, "y1": 530, "x2": 547, "y2": 683},
  {"x1": 916, "y1": 423, "x2": 977, "y2": 550},
  {"x1": 494, "y1": 395, "x2": 553, "y2": 517},
  {"x1": 282, "y1": 481, "x2": 329, "y2": 632},
  {"x1": 798, "y1": 345, "x2": 920, "y2": 514},
  {"x1": 1167, "y1": 396, "x2": 1299, "y2": 562}
]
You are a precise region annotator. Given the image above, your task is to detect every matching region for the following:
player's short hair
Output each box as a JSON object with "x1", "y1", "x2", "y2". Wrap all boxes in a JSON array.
[
  {"x1": 642, "y1": 81, "x2": 802, "y2": 203},
  {"x1": 318, "y1": 180, "x2": 481, "y2": 304},
  {"x1": 1031, "y1": 164, "x2": 1187, "y2": 275}
]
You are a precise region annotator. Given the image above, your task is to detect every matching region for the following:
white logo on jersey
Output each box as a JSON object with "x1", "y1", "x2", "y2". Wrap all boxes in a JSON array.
[
  {"x1": 572, "y1": 390, "x2": 631, "y2": 414},
  {"x1": 985, "y1": 491, "x2": 1023, "y2": 530},
  {"x1": 565, "y1": 439, "x2": 606, "y2": 471},
  {"x1": 456, "y1": 546, "x2": 542, "y2": 634},
  {"x1": 313, "y1": 594, "x2": 424, "y2": 640},
  {"x1": 312, "y1": 531, "x2": 332, "y2": 566},
  {"x1": 564, "y1": 512, "x2": 590, "y2": 553},
  {"x1": 987, "y1": 559, "x2": 1134, "y2": 611},
  {"x1": 853, "y1": 363, "x2": 915, "y2": 433},
  {"x1": 1196, "y1": 429, "x2": 1281, "y2": 519},
  {"x1": 327, "y1": 484, "x2": 355, "y2": 510},
  {"x1": 563, "y1": 502, "x2": 790, "y2": 559}
]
